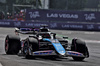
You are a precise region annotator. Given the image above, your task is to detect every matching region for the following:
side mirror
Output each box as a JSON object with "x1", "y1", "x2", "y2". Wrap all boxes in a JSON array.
[
  {"x1": 51, "y1": 33, "x2": 56, "y2": 35},
  {"x1": 15, "y1": 28, "x2": 19, "y2": 35},
  {"x1": 63, "y1": 36, "x2": 68, "y2": 39},
  {"x1": 51, "y1": 33, "x2": 56, "y2": 39}
]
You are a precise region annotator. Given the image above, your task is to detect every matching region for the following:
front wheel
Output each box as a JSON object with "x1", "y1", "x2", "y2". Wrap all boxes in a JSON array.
[
  {"x1": 5, "y1": 35, "x2": 21, "y2": 54},
  {"x1": 25, "y1": 38, "x2": 39, "y2": 59},
  {"x1": 71, "y1": 39, "x2": 89, "y2": 61}
]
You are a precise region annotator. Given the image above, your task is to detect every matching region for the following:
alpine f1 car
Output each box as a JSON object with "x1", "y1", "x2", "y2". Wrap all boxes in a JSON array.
[{"x1": 5, "y1": 25, "x2": 89, "y2": 61}]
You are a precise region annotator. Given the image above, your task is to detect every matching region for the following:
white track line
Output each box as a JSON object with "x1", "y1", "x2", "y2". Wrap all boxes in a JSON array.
[
  {"x1": 0, "y1": 63, "x2": 3, "y2": 66},
  {"x1": 85, "y1": 40, "x2": 100, "y2": 43}
]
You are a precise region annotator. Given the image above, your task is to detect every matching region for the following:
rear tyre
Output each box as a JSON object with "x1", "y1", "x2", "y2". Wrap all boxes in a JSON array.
[
  {"x1": 71, "y1": 39, "x2": 89, "y2": 61},
  {"x1": 5, "y1": 35, "x2": 21, "y2": 54},
  {"x1": 25, "y1": 38, "x2": 39, "y2": 59}
]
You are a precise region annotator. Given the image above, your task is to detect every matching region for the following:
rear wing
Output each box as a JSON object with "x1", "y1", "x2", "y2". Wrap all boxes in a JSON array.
[
  {"x1": 15, "y1": 25, "x2": 49, "y2": 34},
  {"x1": 15, "y1": 28, "x2": 39, "y2": 34}
]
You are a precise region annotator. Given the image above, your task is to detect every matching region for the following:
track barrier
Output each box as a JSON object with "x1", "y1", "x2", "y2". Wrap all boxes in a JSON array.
[{"x1": 0, "y1": 20, "x2": 100, "y2": 31}]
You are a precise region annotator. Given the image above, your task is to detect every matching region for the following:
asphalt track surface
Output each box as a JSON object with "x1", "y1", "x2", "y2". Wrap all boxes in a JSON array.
[{"x1": 0, "y1": 28, "x2": 100, "y2": 66}]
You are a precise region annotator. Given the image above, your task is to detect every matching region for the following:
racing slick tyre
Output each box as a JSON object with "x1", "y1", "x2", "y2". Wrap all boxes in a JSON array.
[
  {"x1": 71, "y1": 39, "x2": 89, "y2": 61},
  {"x1": 25, "y1": 38, "x2": 39, "y2": 59},
  {"x1": 5, "y1": 35, "x2": 21, "y2": 54}
]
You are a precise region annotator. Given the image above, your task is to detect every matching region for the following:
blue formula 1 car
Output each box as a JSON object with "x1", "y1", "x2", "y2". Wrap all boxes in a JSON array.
[{"x1": 5, "y1": 26, "x2": 89, "y2": 61}]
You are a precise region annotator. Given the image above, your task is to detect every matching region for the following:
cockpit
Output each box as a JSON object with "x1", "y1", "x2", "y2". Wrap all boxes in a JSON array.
[{"x1": 38, "y1": 33, "x2": 51, "y2": 39}]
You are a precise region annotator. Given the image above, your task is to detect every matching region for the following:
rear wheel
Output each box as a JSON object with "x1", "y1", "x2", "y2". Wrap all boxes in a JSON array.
[
  {"x1": 25, "y1": 38, "x2": 39, "y2": 59},
  {"x1": 5, "y1": 35, "x2": 21, "y2": 54},
  {"x1": 71, "y1": 39, "x2": 89, "y2": 61}
]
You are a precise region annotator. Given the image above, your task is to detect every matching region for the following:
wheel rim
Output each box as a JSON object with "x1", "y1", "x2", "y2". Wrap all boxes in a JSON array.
[
  {"x1": 24, "y1": 42, "x2": 28, "y2": 54},
  {"x1": 26, "y1": 42, "x2": 32, "y2": 55},
  {"x1": 28, "y1": 45, "x2": 32, "y2": 55},
  {"x1": 5, "y1": 39, "x2": 9, "y2": 52}
]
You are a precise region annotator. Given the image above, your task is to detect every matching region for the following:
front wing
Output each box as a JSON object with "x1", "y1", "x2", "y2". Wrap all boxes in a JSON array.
[{"x1": 31, "y1": 50, "x2": 85, "y2": 58}]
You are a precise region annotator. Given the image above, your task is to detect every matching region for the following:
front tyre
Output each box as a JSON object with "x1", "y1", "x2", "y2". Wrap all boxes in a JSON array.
[
  {"x1": 71, "y1": 39, "x2": 89, "y2": 61},
  {"x1": 25, "y1": 38, "x2": 39, "y2": 59},
  {"x1": 5, "y1": 35, "x2": 21, "y2": 54}
]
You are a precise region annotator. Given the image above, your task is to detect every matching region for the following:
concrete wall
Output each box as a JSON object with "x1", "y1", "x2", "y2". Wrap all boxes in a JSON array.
[{"x1": 41, "y1": 0, "x2": 49, "y2": 9}]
